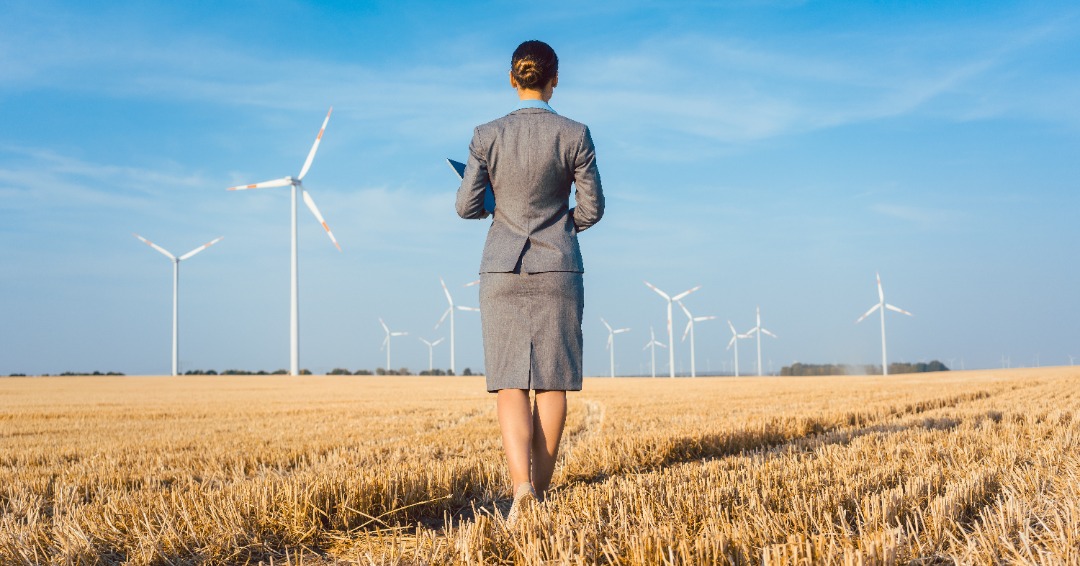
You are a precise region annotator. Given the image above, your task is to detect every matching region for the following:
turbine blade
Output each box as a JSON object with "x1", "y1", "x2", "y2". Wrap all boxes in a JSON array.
[
  {"x1": 178, "y1": 236, "x2": 224, "y2": 261},
  {"x1": 672, "y1": 285, "x2": 701, "y2": 302},
  {"x1": 227, "y1": 177, "x2": 291, "y2": 191},
  {"x1": 419, "y1": 337, "x2": 431, "y2": 346},
  {"x1": 656, "y1": 342, "x2": 667, "y2": 349},
  {"x1": 440, "y1": 278, "x2": 453, "y2": 305},
  {"x1": 643, "y1": 281, "x2": 670, "y2": 301},
  {"x1": 464, "y1": 279, "x2": 480, "y2": 287},
  {"x1": 601, "y1": 318, "x2": 613, "y2": 332},
  {"x1": 381, "y1": 336, "x2": 388, "y2": 350},
  {"x1": 457, "y1": 306, "x2": 480, "y2": 312},
  {"x1": 392, "y1": 331, "x2": 408, "y2": 337},
  {"x1": 681, "y1": 320, "x2": 692, "y2": 342},
  {"x1": 379, "y1": 318, "x2": 389, "y2": 333},
  {"x1": 301, "y1": 189, "x2": 341, "y2": 251},
  {"x1": 695, "y1": 316, "x2": 717, "y2": 322},
  {"x1": 677, "y1": 301, "x2": 692, "y2": 319},
  {"x1": 432, "y1": 338, "x2": 444, "y2": 346},
  {"x1": 435, "y1": 307, "x2": 450, "y2": 329},
  {"x1": 856, "y1": 304, "x2": 881, "y2": 323},
  {"x1": 298, "y1": 107, "x2": 332, "y2": 181},
  {"x1": 761, "y1": 328, "x2": 778, "y2": 339},
  {"x1": 606, "y1": 335, "x2": 612, "y2": 349},
  {"x1": 614, "y1": 328, "x2": 630, "y2": 334},
  {"x1": 885, "y1": 303, "x2": 913, "y2": 316},
  {"x1": 133, "y1": 233, "x2": 176, "y2": 260},
  {"x1": 876, "y1": 272, "x2": 884, "y2": 303},
  {"x1": 727, "y1": 335, "x2": 736, "y2": 349},
  {"x1": 727, "y1": 320, "x2": 736, "y2": 335}
]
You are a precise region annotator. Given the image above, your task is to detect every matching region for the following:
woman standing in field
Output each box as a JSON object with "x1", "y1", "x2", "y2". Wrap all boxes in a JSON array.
[{"x1": 456, "y1": 40, "x2": 604, "y2": 524}]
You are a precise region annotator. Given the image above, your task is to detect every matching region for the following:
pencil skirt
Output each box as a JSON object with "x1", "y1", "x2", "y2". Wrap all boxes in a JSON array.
[{"x1": 479, "y1": 271, "x2": 584, "y2": 392}]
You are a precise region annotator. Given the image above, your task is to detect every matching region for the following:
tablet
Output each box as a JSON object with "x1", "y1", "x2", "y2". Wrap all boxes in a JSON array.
[{"x1": 447, "y1": 158, "x2": 495, "y2": 214}]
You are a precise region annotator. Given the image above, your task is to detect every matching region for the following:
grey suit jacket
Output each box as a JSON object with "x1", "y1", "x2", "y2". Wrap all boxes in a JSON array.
[{"x1": 456, "y1": 107, "x2": 604, "y2": 273}]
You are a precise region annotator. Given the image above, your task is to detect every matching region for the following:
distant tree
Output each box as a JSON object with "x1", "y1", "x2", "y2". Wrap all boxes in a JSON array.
[
  {"x1": 271, "y1": 369, "x2": 287, "y2": 375},
  {"x1": 300, "y1": 369, "x2": 312, "y2": 375},
  {"x1": 328, "y1": 368, "x2": 351, "y2": 375},
  {"x1": 375, "y1": 368, "x2": 386, "y2": 375},
  {"x1": 353, "y1": 369, "x2": 373, "y2": 375},
  {"x1": 462, "y1": 367, "x2": 473, "y2": 376}
]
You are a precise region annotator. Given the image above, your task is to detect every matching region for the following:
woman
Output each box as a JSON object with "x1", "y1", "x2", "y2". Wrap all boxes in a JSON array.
[{"x1": 456, "y1": 40, "x2": 604, "y2": 524}]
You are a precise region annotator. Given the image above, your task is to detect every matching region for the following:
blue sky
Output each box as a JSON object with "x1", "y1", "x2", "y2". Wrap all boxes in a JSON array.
[{"x1": 1, "y1": 1, "x2": 1077, "y2": 376}]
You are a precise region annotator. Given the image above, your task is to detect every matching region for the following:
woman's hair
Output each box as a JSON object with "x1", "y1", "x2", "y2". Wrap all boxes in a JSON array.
[{"x1": 511, "y1": 40, "x2": 558, "y2": 90}]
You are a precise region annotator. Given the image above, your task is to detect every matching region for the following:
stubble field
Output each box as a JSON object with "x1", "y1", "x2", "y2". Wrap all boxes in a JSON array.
[{"x1": 1, "y1": 368, "x2": 1078, "y2": 565}]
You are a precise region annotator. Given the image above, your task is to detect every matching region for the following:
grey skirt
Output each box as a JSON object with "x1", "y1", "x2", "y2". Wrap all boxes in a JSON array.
[{"x1": 479, "y1": 271, "x2": 584, "y2": 392}]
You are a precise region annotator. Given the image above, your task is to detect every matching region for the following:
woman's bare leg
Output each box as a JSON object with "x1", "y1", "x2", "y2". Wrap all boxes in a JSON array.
[
  {"x1": 530, "y1": 390, "x2": 567, "y2": 499},
  {"x1": 496, "y1": 389, "x2": 534, "y2": 492}
]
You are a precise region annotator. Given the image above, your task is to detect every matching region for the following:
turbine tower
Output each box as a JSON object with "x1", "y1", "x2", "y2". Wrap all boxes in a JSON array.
[
  {"x1": 678, "y1": 301, "x2": 716, "y2": 378},
  {"x1": 601, "y1": 317, "x2": 630, "y2": 378},
  {"x1": 436, "y1": 278, "x2": 479, "y2": 375},
  {"x1": 133, "y1": 234, "x2": 223, "y2": 376},
  {"x1": 227, "y1": 107, "x2": 341, "y2": 376},
  {"x1": 643, "y1": 326, "x2": 667, "y2": 378},
  {"x1": 643, "y1": 281, "x2": 700, "y2": 378},
  {"x1": 379, "y1": 318, "x2": 408, "y2": 372},
  {"x1": 856, "y1": 272, "x2": 913, "y2": 376},
  {"x1": 725, "y1": 320, "x2": 752, "y2": 378},
  {"x1": 418, "y1": 337, "x2": 445, "y2": 372},
  {"x1": 747, "y1": 306, "x2": 777, "y2": 376}
]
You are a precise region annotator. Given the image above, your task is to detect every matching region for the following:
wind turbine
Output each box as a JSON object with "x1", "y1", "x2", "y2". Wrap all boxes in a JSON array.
[
  {"x1": 856, "y1": 272, "x2": 913, "y2": 376},
  {"x1": 725, "y1": 320, "x2": 752, "y2": 377},
  {"x1": 643, "y1": 326, "x2": 667, "y2": 378},
  {"x1": 133, "y1": 233, "x2": 223, "y2": 376},
  {"x1": 379, "y1": 318, "x2": 408, "y2": 372},
  {"x1": 601, "y1": 318, "x2": 631, "y2": 378},
  {"x1": 227, "y1": 107, "x2": 341, "y2": 376},
  {"x1": 418, "y1": 337, "x2": 445, "y2": 372},
  {"x1": 436, "y1": 277, "x2": 479, "y2": 375},
  {"x1": 747, "y1": 306, "x2": 778, "y2": 376},
  {"x1": 677, "y1": 301, "x2": 716, "y2": 378},
  {"x1": 643, "y1": 281, "x2": 700, "y2": 378}
]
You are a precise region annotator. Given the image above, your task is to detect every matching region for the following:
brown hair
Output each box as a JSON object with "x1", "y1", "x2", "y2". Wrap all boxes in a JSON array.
[{"x1": 511, "y1": 40, "x2": 558, "y2": 90}]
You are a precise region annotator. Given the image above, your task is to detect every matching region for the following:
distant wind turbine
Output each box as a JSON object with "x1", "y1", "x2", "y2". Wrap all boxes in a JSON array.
[
  {"x1": 726, "y1": 320, "x2": 752, "y2": 378},
  {"x1": 747, "y1": 306, "x2": 777, "y2": 376},
  {"x1": 133, "y1": 233, "x2": 223, "y2": 376},
  {"x1": 855, "y1": 272, "x2": 913, "y2": 376},
  {"x1": 418, "y1": 337, "x2": 445, "y2": 372},
  {"x1": 644, "y1": 281, "x2": 700, "y2": 378},
  {"x1": 379, "y1": 318, "x2": 408, "y2": 372},
  {"x1": 436, "y1": 277, "x2": 479, "y2": 375},
  {"x1": 227, "y1": 107, "x2": 341, "y2": 376},
  {"x1": 677, "y1": 301, "x2": 716, "y2": 378},
  {"x1": 601, "y1": 317, "x2": 630, "y2": 378},
  {"x1": 643, "y1": 326, "x2": 667, "y2": 379}
]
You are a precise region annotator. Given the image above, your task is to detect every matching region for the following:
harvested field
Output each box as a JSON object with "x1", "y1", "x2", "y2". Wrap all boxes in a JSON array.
[{"x1": 1, "y1": 368, "x2": 1078, "y2": 564}]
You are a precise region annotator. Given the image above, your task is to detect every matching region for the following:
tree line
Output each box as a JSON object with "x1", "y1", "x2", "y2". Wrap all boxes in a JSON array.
[{"x1": 780, "y1": 361, "x2": 950, "y2": 376}]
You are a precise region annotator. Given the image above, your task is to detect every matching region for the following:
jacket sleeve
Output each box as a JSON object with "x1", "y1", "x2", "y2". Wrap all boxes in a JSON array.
[
  {"x1": 456, "y1": 128, "x2": 491, "y2": 220},
  {"x1": 571, "y1": 126, "x2": 604, "y2": 232}
]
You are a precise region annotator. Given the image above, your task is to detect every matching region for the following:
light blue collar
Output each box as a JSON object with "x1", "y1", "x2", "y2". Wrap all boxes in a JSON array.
[{"x1": 515, "y1": 99, "x2": 556, "y2": 114}]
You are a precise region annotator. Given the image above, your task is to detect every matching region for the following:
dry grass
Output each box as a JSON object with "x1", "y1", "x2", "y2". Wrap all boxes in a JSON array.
[{"x1": 1, "y1": 368, "x2": 1078, "y2": 564}]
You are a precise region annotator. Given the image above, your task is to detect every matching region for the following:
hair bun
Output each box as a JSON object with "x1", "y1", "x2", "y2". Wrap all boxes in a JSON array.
[{"x1": 511, "y1": 40, "x2": 558, "y2": 90}]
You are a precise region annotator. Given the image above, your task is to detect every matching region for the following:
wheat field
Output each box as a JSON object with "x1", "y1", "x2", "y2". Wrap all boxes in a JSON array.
[{"x1": 1, "y1": 368, "x2": 1078, "y2": 565}]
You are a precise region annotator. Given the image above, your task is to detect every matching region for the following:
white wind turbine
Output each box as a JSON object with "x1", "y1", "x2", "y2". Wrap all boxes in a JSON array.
[
  {"x1": 436, "y1": 277, "x2": 479, "y2": 375},
  {"x1": 133, "y1": 233, "x2": 223, "y2": 376},
  {"x1": 643, "y1": 326, "x2": 667, "y2": 378},
  {"x1": 601, "y1": 318, "x2": 630, "y2": 378},
  {"x1": 678, "y1": 301, "x2": 716, "y2": 378},
  {"x1": 644, "y1": 281, "x2": 700, "y2": 378},
  {"x1": 725, "y1": 320, "x2": 752, "y2": 378},
  {"x1": 418, "y1": 337, "x2": 445, "y2": 373},
  {"x1": 379, "y1": 318, "x2": 408, "y2": 372},
  {"x1": 856, "y1": 272, "x2": 913, "y2": 376},
  {"x1": 747, "y1": 306, "x2": 778, "y2": 376},
  {"x1": 227, "y1": 107, "x2": 341, "y2": 376}
]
